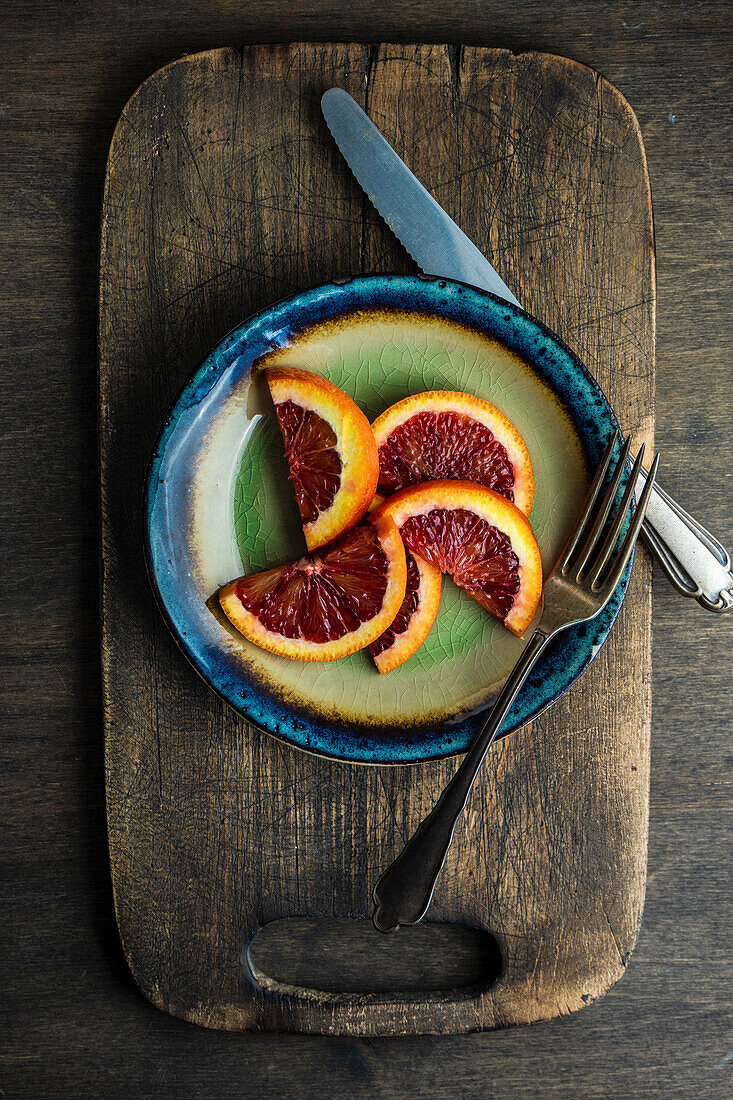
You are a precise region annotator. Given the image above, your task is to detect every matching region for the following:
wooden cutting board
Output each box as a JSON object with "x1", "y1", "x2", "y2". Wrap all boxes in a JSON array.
[{"x1": 100, "y1": 43, "x2": 654, "y2": 1035}]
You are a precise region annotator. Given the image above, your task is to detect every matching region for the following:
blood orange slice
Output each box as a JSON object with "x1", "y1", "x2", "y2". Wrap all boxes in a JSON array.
[
  {"x1": 266, "y1": 367, "x2": 379, "y2": 550},
  {"x1": 372, "y1": 390, "x2": 534, "y2": 515},
  {"x1": 375, "y1": 481, "x2": 542, "y2": 637},
  {"x1": 368, "y1": 548, "x2": 442, "y2": 674},
  {"x1": 219, "y1": 513, "x2": 406, "y2": 662},
  {"x1": 366, "y1": 492, "x2": 442, "y2": 673}
]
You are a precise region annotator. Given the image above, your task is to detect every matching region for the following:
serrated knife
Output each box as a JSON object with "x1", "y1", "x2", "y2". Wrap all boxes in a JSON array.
[{"x1": 321, "y1": 87, "x2": 732, "y2": 612}]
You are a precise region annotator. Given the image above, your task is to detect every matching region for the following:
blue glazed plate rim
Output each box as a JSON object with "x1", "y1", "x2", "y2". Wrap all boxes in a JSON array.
[{"x1": 144, "y1": 274, "x2": 629, "y2": 766}]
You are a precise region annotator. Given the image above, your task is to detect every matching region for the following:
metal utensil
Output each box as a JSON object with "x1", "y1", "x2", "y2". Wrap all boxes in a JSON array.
[
  {"x1": 373, "y1": 435, "x2": 659, "y2": 933},
  {"x1": 321, "y1": 88, "x2": 732, "y2": 613}
]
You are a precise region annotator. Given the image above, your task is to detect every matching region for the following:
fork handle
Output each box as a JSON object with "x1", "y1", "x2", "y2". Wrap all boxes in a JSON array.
[
  {"x1": 372, "y1": 630, "x2": 549, "y2": 933},
  {"x1": 638, "y1": 470, "x2": 733, "y2": 612}
]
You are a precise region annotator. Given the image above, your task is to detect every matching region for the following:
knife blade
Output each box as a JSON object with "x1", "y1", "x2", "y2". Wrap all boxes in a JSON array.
[
  {"x1": 321, "y1": 88, "x2": 520, "y2": 306},
  {"x1": 321, "y1": 88, "x2": 733, "y2": 612}
]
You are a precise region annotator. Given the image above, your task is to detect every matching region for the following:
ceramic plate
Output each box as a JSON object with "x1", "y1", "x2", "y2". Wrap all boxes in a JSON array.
[{"x1": 145, "y1": 275, "x2": 627, "y2": 764}]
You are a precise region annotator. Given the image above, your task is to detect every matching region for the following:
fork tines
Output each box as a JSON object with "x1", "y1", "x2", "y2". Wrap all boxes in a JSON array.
[{"x1": 561, "y1": 433, "x2": 660, "y2": 592}]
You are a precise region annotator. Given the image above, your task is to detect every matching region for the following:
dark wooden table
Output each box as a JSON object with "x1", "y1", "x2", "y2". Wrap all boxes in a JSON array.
[{"x1": 3, "y1": 3, "x2": 731, "y2": 1097}]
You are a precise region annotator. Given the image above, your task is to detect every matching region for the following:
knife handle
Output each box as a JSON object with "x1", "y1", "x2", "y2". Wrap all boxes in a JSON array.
[{"x1": 639, "y1": 471, "x2": 733, "y2": 612}]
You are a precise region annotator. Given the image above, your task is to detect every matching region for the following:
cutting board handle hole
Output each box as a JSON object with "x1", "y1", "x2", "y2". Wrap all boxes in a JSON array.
[{"x1": 246, "y1": 917, "x2": 502, "y2": 996}]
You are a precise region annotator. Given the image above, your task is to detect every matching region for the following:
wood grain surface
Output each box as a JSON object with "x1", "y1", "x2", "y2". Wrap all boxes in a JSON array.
[
  {"x1": 100, "y1": 43, "x2": 653, "y2": 1036},
  {"x1": 3, "y1": 1, "x2": 731, "y2": 1095}
]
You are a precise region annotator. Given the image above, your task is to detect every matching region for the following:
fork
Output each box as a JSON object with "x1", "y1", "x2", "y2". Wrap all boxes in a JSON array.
[{"x1": 373, "y1": 433, "x2": 660, "y2": 934}]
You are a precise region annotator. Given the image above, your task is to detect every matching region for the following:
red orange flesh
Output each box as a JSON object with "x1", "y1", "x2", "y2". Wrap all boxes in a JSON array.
[
  {"x1": 368, "y1": 549, "x2": 442, "y2": 673},
  {"x1": 374, "y1": 480, "x2": 542, "y2": 636},
  {"x1": 266, "y1": 367, "x2": 379, "y2": 550},
  {"x1": 372, "y1": 390, "x2": 534, "y2": 516},
  {"x1": 219, "y1": 513, "x2": 406, "y2": 661}
]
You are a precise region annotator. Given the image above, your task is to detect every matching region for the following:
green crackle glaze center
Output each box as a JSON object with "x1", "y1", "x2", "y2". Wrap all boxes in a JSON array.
[{"x1": 231, "y1": 310, "x2": 586, "y2": 726}]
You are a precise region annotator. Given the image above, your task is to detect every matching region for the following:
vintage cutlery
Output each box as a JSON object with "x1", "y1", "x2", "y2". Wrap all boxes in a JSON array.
[
  {"x1": 321, "y1": 88, "x2": 732, "y2": 613},
  {"x1": 373, "y1": 434, "x2": 659, "y2": 932}
]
